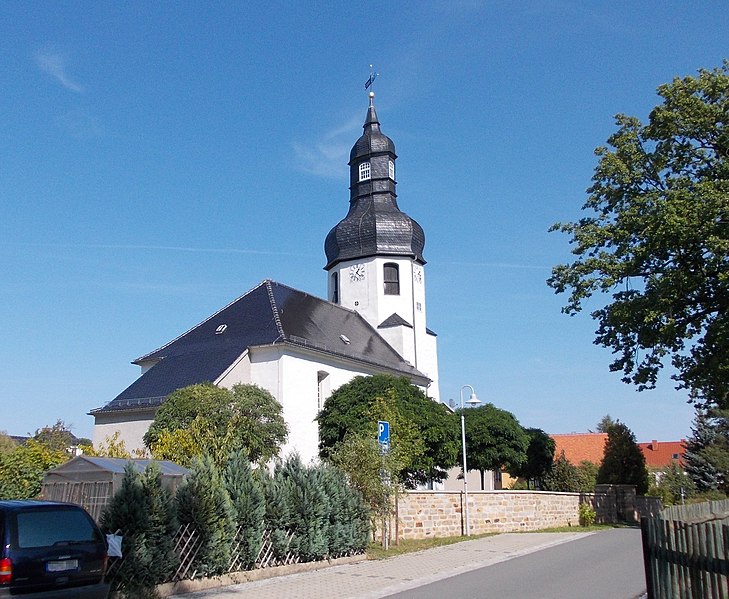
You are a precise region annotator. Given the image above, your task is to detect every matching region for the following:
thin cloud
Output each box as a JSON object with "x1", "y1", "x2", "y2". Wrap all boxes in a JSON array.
[
  {"x1": 36, "y1": 50, "x2": 84, "y2": 93},
  {"x1": 6, "y1": 241, "x2": 316, "y2": 258},
  {"x1": 292, "y1": 115, "x2": 361, "y2": 179}
]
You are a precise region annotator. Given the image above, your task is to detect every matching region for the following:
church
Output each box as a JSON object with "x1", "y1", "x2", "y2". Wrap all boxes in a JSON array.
[{"x1": 90, "y1": 92, "x2": 440, "y2": 463}]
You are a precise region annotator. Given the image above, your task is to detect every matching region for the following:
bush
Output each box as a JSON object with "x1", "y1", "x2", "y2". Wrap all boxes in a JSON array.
[
  {"x1": 101, "y1": 463, "x2": 176, "y2": 598},
  {"x1": 223, "y1": 450, "x2": 265, "y2": 569},
  {"x1": 578, "y1": 502, "x2": 596, "y2": 527},
  {"x1": 176, "y1": 454, "x2": 236, "y2": 576}
]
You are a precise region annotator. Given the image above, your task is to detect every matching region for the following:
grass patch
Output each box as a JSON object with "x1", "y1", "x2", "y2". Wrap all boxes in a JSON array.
[
  {"x1": 366, "y1": 533, "x2": 497, "y2": 560},
  {"x1": 528, "y1": 524, "x2": 617, "y2": 533}
]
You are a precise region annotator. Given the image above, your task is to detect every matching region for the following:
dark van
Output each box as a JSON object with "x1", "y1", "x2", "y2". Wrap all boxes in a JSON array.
[{"x1": 0, "y1": 500, "x2": 109, "y2": 598}]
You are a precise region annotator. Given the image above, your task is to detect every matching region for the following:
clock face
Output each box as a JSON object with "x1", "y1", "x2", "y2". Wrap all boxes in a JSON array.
[{"x1": 349, "y1": 264, "x2": 365, "y2": 281}]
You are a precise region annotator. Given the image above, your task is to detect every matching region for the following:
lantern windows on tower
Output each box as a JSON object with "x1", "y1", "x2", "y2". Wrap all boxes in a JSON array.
[
  {"x1": 384, "y1": 263, "x2": 400, "y2": 295},
  {"x1": 389, "y1": 160, "x2": 395, "y2": 180},
  {"x1": 359, "y1": 161, "x2": 371, "y2": 182}
]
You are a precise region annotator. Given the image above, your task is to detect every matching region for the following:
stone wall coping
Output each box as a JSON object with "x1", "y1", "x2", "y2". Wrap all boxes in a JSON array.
[{"x1": 403, "y1": 489, "x2": 589, "y2": 497}]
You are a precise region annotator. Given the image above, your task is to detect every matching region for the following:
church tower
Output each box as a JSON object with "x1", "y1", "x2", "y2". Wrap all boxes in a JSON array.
[{"x1": 324, "y1": 92, "x2": 440, "y2": 400}]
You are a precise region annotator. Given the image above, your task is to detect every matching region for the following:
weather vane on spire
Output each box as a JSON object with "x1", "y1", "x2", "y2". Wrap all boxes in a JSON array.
[{"x1": 364, "y1": 64, "x2": 378, "y2": 93}]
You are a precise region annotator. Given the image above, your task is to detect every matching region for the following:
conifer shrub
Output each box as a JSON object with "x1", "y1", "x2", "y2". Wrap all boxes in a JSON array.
[
  {"x1": 141, "y1": 463, "x2": 179, "y2": 584},
  {"x1": 223, "y1": 450, "x2": 265, "y2": 569},
  {"x1": 277, "y1": 455, "x2": 328, "y2": 562},
  {"x1": 176, "y1": 453, "x2": 236, "y2": 576},
  {"x1": 318, "y1": 464, "x2": 370, "y2": 555},
  {"x1": 260, "y1": 464, "x2": 294, "y2": 560},
  {"x1": 100, "y1": 463, "x2": 165, "y2": 598}
]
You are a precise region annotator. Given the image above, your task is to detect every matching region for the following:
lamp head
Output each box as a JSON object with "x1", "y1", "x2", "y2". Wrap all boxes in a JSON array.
[{"x1": 466, "y1": 392, "x2": 480, "y2": 407}]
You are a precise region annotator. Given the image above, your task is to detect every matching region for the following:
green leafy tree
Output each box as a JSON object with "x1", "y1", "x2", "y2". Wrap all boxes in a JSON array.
[
  {"x1": 0, "y1": 432, "x2": 17, "y2": 455},
  {"x1": 649, "y1": 462, "x2": 696, "y2": 505},
  {"x1": 80, "y1": 431, "x2": 134, "y2": 459},
  {"x1": 145, "y1": 383, "x2": 288, "y2": 467},
  {"x1": 577, "y1": 460, "x2": 599, "y2": 492},
  {"x1": 597, "y1": 422, "x2": 649, "y2": 494},
  {"x1": 32, "y1": 420, "x2": 77, "y2": 453},
  {"x1": 0, "y1": 439, "x2": 69, "y2": 499},
  {"x1": 548, "y1": 62, "x2": 729, "y2": 408},
  {"x1": 327, "y1": 433, "x2": 392, "y2": 520},
  {"x1": 318, "y1": 375, "x2": 459, "y2": 486},
  {"x1": 223, "y1": 450, "x2": 265, "y2": 570},
  {"x1": 463, "y1": 403, "x2": 528, "y2": 477},
  {"x1": 509, "y1": 428, "x2": 555, "y2": 488},
  {"x1": 543, "y1": 451, "x2": 582, "y2": 492},
  {"x1": 175, "y1": 454, "x2": 236, "y2": 576}
]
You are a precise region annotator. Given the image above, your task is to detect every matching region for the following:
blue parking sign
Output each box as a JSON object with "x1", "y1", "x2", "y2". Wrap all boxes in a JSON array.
[{"x1": 378, "y1": 420, "x2": 390, "y2": 445}]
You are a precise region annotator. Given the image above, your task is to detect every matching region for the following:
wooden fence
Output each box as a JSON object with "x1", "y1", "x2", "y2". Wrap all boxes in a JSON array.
[
  {"x1": 641, "y1": 500, "x2": 729, "y2": 598},
  {"x1": 105, "y1": 523, "x2": 360, "y2": 592}
]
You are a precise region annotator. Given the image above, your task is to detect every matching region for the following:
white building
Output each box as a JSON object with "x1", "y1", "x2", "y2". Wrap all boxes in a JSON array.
[{"x1": 90, "y1": 93, "x2": 440, "y2": 463}]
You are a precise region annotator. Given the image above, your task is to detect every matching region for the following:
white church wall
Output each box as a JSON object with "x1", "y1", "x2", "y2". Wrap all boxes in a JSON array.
[{"x1": 92, "y1": 410, "x2": 155, "y2": 455}]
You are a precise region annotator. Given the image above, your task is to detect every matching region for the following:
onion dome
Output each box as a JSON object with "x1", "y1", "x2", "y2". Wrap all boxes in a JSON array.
[{"x1": 325, "y1": 93, "x2": 425, "y2": 269}]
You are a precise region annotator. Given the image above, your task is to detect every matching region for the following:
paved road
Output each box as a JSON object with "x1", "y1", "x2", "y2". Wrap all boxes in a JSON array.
[
  {"x1": 178, "y1": 531, "x2": 622, "y2": 599},
  {"x1": 385, "y1": 527, "x2": 645, "y2": 599}
]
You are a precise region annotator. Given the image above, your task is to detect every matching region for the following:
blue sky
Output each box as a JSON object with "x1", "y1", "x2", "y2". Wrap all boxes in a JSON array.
[{"x1": 2, "y1": 2, "x2": 727, "y2": 443}]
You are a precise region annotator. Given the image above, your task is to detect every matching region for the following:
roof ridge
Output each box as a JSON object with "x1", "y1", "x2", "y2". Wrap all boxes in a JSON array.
[
  {"x1": 133, "y1": 280, "x2": 270, "y2": 363},
  {"x1": 265, "y1": 280, "x2": 286, "y2": 339}
]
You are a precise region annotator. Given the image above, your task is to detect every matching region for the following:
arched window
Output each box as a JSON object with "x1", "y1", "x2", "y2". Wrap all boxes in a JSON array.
[
  {"x1": 331, "y1": 272, "x2": 339, "y2": 303},
  {"x1": 384, "y1": 263, "x2": 400, "y2": 295},
  {"x1": 359, "y1": 161, "x2": 371, "y2": 182}
]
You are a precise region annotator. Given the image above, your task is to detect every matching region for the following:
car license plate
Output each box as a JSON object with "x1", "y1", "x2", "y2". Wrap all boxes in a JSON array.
[{"x1": 46, "y1": 559, "x2": 78, "y2": 572}]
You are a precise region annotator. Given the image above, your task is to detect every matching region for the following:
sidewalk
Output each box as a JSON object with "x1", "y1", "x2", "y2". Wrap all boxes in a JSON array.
[{"x1": 177, "y1": 531, "x2": 592, "y2": 599}]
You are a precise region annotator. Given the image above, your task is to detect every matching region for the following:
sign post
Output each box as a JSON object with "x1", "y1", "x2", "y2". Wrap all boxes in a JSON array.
[{"x1": 377, "y1": 420, "x2": 390, "y2": 549}]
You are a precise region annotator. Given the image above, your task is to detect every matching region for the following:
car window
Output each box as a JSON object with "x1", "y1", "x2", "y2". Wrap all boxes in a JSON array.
[{"x1": 16, "y1": 509, "x2": 97, "y2": 548}]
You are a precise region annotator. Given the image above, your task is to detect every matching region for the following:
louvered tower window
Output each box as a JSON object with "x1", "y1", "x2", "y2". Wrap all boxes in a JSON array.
[{"x1": 384, "y1": 263, "x2": 400, "y2": 295}]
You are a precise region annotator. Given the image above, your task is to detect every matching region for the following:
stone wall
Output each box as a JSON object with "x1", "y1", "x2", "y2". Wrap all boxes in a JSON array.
[
  {"x1": 392, "y1": 488, "x2": 661, "y2": 540},
  {"x1": 396, "y1": 490, "x2": 583, "y2": 540}
]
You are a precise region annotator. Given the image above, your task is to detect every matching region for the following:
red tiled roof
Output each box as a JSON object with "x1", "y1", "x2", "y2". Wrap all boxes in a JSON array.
[
  {"x1": 551, "y1": 433, "x2": 607, "y2": 465},
  {"x1": 638, "y1": 440, "x2": 686, "y2": 468}
]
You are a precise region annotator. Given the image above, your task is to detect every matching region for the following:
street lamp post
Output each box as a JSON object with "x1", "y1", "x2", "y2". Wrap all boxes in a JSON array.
[{"x1": 460, "y1": 384, "x2": 480, "y2": 536}]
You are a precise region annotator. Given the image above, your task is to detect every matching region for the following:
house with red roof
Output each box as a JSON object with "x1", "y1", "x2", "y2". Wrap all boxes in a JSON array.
[
  {"x1": 638, "y1": 440, "x2": 686, "y2": 468},
  {"x1": 550, "y1": 433, "x2": 687, "y2": 471},
  {"x1": 551, "y1": 433, "x2": 608, "y2": 465}
]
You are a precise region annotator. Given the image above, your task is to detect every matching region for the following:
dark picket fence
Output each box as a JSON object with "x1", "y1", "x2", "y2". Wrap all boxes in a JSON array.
[{"x1": 641, "y1": 499, "x2": 729, "y2": 598}]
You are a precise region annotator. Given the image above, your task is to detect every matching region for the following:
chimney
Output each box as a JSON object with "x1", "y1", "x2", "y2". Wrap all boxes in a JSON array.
[{"x1": 651, "y1": 440, "x2": 658, "y2": 450}]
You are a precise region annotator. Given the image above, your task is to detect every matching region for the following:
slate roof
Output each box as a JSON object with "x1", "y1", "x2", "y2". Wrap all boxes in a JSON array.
[
  {"x1": 378, "y1": 313, "x2": 413, "y2": 329},
  {"x1": 325, "y1": 96, "x2": 425, "y2": 269},
  {"x1": 92, "y1": 280, "x2": 427, "y2": 414}
]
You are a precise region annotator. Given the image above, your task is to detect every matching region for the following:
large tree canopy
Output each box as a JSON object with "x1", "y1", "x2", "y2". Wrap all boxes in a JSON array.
[
  {"x1": 317, "y1": 375, "x2": 460, "y2": 486},
  {"x1": 548, "y1": 62, "x2": 729, "y2": 407},
  {"x1": 509, "y1": 427, "x2": 555, "y2": 488},
  {"x1": 463, "y1": 403, "x2": 528, "y2": 475},
  {"x1": 144, "y1": 383, "x2": 288, "y2": 467}
]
